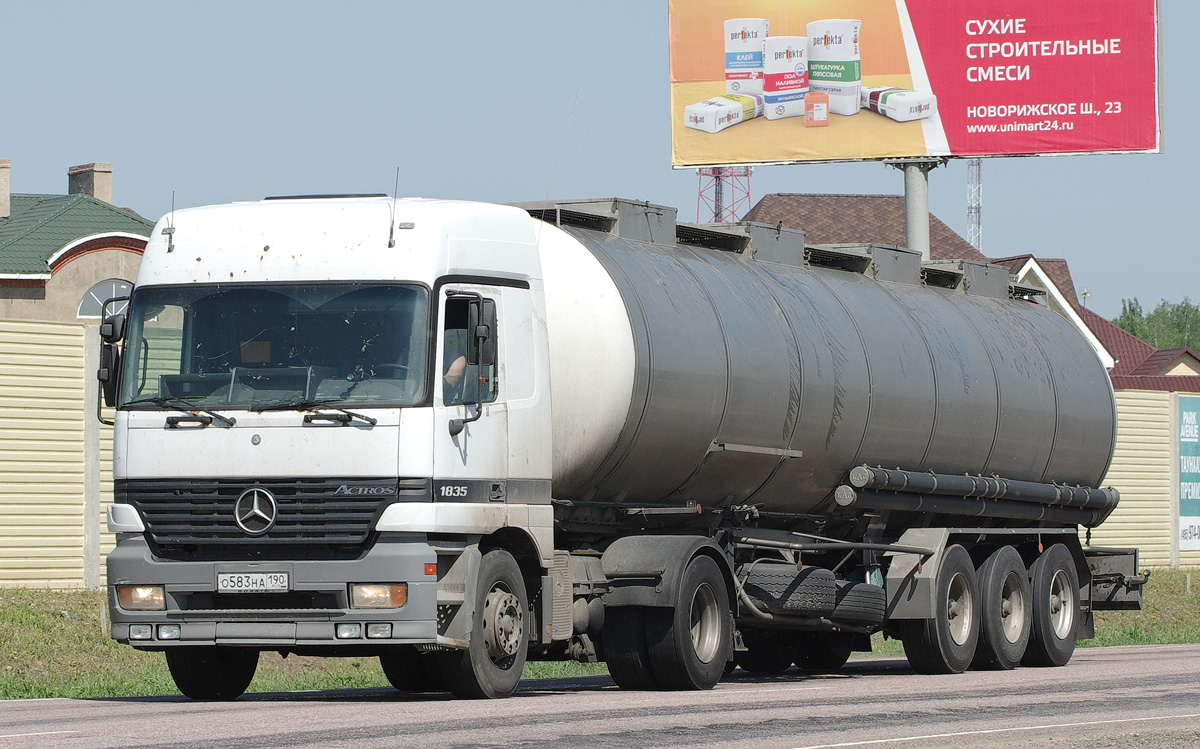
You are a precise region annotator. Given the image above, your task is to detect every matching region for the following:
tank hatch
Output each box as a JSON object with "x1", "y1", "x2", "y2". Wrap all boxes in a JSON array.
[
  {"x1": 515, "y1": 198, "x2": 677, "y2": 245},
  {"x1": 922, "y1": 259, "x2": 1015, "y2": 300}
]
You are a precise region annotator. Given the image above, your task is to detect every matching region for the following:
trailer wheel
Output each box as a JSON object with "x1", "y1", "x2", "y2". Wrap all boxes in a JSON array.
[
  {"x1": 795, "y1": 631, "x2": 855, "y2": 672},
  {"x1": 165, "y1": 646, "x2": 259, "y2": 700},
  {"x1": 734, "y1": 628, "x2": 799, "y2": 674},
  {"x1": 644, "y1": 555, "x2": 732, "y2": 690},
  {"x1": 898, "y1": 544, "x2": 979, "y2": 674},
  {"x1": 380, "y1": 646, "x2": 445, "y2": 692},
  {"x1": 971, "y1": 546, "x2": 1031, "y2": 670},
  {"x1": 437, "y1": 549, "x2": 527, "y2": 698},
  {"x1": 603, "y1": 606, "x2": 660, "y2": 690},
  {"x1": 1022, "y1": 544, "x2": 1079, "y2": 667}
]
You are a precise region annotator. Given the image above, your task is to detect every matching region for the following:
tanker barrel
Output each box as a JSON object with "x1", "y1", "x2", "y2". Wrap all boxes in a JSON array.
[
  {"x1": 834, "y1": 486, "x2": 1112, "y2": 527},
  {"x1": 847, "y1": 466, "x2": 1119, "y2": 510}
]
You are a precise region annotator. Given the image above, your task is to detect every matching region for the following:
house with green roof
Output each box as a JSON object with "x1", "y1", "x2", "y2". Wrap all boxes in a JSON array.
[{"x1": 1, "y1": 160, "x2": 154, "y2": 588}]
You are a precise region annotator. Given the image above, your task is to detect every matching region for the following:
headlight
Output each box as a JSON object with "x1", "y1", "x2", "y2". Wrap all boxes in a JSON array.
[
  {"x1": 349, "y1": 583, "x2": 407, "y2": 609},
  {"x1": 116, "y1": 585, "x2": 165, "y2": 611}
]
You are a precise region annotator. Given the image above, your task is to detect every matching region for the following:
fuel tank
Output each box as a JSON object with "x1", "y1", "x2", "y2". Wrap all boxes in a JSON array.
[{"x1": 530, "y1": 199, "x2": 1116, "y2": 516}]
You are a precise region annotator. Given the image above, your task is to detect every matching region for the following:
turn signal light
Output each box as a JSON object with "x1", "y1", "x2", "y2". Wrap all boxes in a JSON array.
[
  {"x1": 349, "y1": 583, "x2": 407, "y2": 609},
  {"x1": 117, "y1": 585, "x2": 166, "y2": 611}
]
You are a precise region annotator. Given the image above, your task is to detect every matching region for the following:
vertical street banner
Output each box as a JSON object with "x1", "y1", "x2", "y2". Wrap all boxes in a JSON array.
[
  {"x1": 1180, "y1": 395, "x2": 1200, "y2": 552},
  {"x1": 670, "y1": 0, "x2": 1161, "y2": 166}
]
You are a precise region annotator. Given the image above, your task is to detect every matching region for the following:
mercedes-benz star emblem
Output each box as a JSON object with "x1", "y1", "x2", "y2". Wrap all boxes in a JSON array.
[{"x1": 234, "y1": 487, "x2": 277, "y2": 535}]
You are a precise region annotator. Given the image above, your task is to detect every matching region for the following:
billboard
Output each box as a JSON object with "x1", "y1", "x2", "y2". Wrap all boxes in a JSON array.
[
  {"x1": 1180, "y1": 395, "x2": 1200, "y2": 553},
  {"x1": 670, "y1": 0, "x2": 1161, "y2": 166}
]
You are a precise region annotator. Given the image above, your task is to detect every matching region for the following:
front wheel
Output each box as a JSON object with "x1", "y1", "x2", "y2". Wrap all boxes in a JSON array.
[
  {"x1": 644, "y1": 555, "x2": 732, "y2": 690},
  {"x1": 165, "y1": 647, "x2": 259, "y2": 700},
  {"x1": 380, "y1": 646, "x2": 445, "y2": 693},
  {"x1": 437, "y1": 549, "x2": 528, "y2": 698}
]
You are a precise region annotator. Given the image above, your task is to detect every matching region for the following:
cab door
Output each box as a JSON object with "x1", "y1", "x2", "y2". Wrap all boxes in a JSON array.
[{"x1": 432, "y1": 286, "x2": 509, "y2": 499}]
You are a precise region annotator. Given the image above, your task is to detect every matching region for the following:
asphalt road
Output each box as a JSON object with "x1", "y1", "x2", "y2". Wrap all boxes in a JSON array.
[{"x1": 2, "y1": 645, "x2": 1198, "y2": 749}]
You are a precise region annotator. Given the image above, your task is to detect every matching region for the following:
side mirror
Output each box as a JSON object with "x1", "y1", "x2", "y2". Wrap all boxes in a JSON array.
[
  {"x1": 98, "y1": 344, "x2": 120, "y2": 407},
  {"x1": 466, "y1": 299, "x2": 497, "y2": 367},
  {"x1": 100, "y1": 314, "x2": 126, "y2": 344}
]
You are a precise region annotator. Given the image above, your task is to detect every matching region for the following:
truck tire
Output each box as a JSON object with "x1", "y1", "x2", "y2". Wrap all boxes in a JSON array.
[
  {"x1": 603, "y1": 606, "x2": 660, "y2": 690},
  {"x1": 644, "y1": 555, "x2": 732, "y2": 690},
  {"x1": 1022, "y1": 544, "x2": 1079, "y2": 667},
  {"x1": 436, "y1": 549, "x2": 528, "y2": 698},
  {"x1": 971, "y1": 546, "x2": 1031, "y2": 670},
  {"x1": 742, "y1": 562, "x2": 835, "y2": 616},
  {"x1": 831, "y1": 581, "x2": 886, "y2": 625},
  {"x1": 795, "y1": 631, "x2": 855, "y2": 672},
  {"x1": 734, "y1": 628, "x2": 799, "y2": 674},
  {"x1": 165, "y1": 646, "x2": 259, "y2": 700},
  {"x1": 380, "y1": 647, "x2": 445, "y2": 692},
  {"x1": 898, "y1": 544, "x2": 979, "y2": 674}
]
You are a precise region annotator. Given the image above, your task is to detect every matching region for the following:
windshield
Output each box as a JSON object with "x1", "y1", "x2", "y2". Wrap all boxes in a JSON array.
[{"x1": 118, "y1": 283, "x2": 429, "y2": 410}]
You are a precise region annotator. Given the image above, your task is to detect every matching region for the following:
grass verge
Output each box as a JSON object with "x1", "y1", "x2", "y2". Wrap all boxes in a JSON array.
[{"x1": 1, "y1": 570, "x2": 1194, "y2": 699}]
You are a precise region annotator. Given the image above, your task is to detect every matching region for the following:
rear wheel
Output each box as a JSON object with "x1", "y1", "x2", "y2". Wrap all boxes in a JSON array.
[
  {"x1": 603, "y1": 606, "x2": 660, "y2": 690},
  {"x1": 795, "y1": 631, "x2": 855, "y2": 672},
  {"x1": 644, "y1": 555, "x2": 732, "y2": 690},
  {"x1": 899, "y1": 544, "x2": 979, "y2": 674},
  {"x1": 972, "y1": 546, "x2": 1031, "y2": 670},
  {"x1": 1023, "y1": 544, "x2": 1080, "y2": 667},
  {"x1": 437, "y1": 549, "x2": 528, "y2": 698},
  {"x1": 165, "y1": 647, "x2": 259, "y2": 700},
  {"x1": 734, "y1": 629, "x2": 799, "y2": 674}
]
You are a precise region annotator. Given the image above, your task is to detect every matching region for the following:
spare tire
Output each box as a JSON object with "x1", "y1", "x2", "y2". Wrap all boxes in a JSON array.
[
  {"x1": 741, "y1": 562, "x2": 835, "y2": 616},
  {"x1": 830, "y1": 581, "x2": 887, "y2": 625}
]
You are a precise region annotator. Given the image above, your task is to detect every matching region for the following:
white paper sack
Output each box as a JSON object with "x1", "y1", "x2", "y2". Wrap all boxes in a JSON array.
[
  {"x1": 762, "y1": 36, "x2": 808, "y2": 120},
  {"x1": 808, "y1": 19, "x2": 861, "y2": 116},
  {"x1": 684, "y1": 94, "x2": 763, "y2": 134},
  {"x1": 860, "y1": 86, "x2": 938, "y2": 122},
  {"x1": 725, "y1": 18, "x2": 769, "y2": 94}
]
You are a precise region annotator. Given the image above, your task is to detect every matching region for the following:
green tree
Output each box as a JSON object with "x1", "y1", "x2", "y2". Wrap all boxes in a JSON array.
[{"x1": 1113, "y1": 297, "x2": 1200, "y2": 350}]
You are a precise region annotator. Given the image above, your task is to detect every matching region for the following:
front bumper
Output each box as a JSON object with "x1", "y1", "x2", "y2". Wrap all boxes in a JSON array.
[{"x1": 106, "y1": 535, "x2": 437, "y2": 649}]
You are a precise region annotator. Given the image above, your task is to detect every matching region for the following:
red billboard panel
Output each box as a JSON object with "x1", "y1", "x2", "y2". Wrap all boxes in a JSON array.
[{"x1": 670, "y1": 0, "x2": 1161, "y2": 166}]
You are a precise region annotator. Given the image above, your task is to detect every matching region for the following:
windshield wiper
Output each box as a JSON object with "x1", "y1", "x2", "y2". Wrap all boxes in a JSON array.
[
  {"x1": 257, "y1": 398, "x2": 378, "y2": 427},
  {"x1": 124, "y1": 396, "x2": 237, "y2": 428}
]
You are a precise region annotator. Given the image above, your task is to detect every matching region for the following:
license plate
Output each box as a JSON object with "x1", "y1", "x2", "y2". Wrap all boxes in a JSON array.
[{"x1": 217, "y1": 572, "x2": 289, "y2": 592}]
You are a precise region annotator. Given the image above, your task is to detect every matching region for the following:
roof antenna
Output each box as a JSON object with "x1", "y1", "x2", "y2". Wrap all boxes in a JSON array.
[
  {"x1": 387, "y1": 168, "x2": 400, "y2": 248},
  {"x1": 163, "y1": 190, "x2": 176, "y2": 253}
]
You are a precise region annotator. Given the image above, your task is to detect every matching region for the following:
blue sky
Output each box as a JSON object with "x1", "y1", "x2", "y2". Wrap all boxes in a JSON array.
[{"x1": 2, "y1": 1, "x2": 1188, "y2": 319}]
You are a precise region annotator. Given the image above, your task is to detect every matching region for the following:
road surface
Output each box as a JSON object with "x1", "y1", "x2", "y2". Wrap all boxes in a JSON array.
[{"x1": 2, "y1": 644, "x2": 1198, "y2": 748}]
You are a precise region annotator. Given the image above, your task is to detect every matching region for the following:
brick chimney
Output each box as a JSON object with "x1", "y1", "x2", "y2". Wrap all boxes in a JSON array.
[
  {"x1": 68, "y1": 162, "x2": 113, "y2": 204},
  {"x1": 0, "y1": 159, "x2": 10, "y2": 218}
]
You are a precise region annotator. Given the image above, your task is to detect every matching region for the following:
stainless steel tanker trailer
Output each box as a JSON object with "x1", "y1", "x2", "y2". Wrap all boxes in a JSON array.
[{"x1": 97, "y1": 195, "x2": 1145, "y2": 700}]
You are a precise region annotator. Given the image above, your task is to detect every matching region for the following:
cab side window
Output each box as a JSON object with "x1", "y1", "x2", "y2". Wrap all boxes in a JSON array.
[{"x1": 442, "y1": 297, "x2": 498, "y2": 405}]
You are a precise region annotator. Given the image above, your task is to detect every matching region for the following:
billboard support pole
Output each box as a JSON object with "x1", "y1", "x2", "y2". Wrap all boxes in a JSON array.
[{"x1": 887, "y1": 159, "x2": 946, "y2": 260}]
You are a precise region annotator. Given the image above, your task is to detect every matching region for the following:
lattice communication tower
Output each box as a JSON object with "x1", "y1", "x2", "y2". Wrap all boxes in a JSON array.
[
  {"x1": 966, "y1": 158, "x2": 982, "y2": 250},
  {"x1": 697, "y1": 166, "x2": 753, "y2": 223}
]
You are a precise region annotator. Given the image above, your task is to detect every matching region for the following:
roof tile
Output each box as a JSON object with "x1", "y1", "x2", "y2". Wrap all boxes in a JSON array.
[{"x1": 0, "y1": 193, "x2": 152, "y2": 275}]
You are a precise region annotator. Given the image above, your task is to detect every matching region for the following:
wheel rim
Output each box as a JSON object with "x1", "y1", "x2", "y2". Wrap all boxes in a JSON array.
[
  {"x1": 1048, "y1": 568, "x2": 1074, "y2": 639},
  {"x1": 689, "y1": 582, "x2": 721, "y2": 664},
  {"x1": 481, "y1": 584, "x2": 523, "y2": 664},
  {"x1": 946, "y1": 571, "x2": 973, "y2": 646},
  {"x1": 1000, "y1": 569, "x2": 1027, "y2": 644}
]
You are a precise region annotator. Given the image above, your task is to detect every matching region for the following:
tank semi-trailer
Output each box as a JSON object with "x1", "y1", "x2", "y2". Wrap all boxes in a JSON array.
[{"x1": 97, "y1": 196, "x2": 1146, "y2": 700}]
